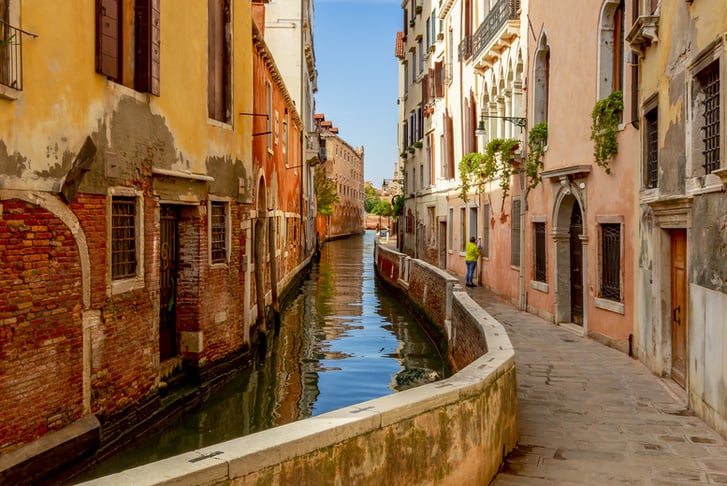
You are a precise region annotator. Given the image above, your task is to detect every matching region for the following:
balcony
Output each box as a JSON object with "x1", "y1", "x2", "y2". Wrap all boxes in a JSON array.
[
  {"x1": 0, "y1": 19, "x2": 35, "y2": 96},
  {"x1": 305, "y1": 131, "x2": 326, "y2": 165},
  {"x1": 471, "y1": 0, "x2": 520, "y2": 70},
  {"x1": 626, "y1": 15, "x2": 659, "y2": 57}
]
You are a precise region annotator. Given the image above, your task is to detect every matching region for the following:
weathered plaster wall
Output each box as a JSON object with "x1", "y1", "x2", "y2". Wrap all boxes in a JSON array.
[{"x1": 635, "y1": 0, "x2": 727, "y2": 439}]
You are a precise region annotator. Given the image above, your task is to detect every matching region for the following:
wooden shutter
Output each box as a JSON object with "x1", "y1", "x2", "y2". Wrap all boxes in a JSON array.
[
  {"x1": 421, "y1": 72, "x2": 429, "y2": 107},
  {"x1": 135, "y1": 0, "x2": 160, "y2": 95},
  {"x1": 96, "y1": 0, "x2": 121, "y2": 80},
  {"x1": 434, "y1": 61, "x2": 443, "y2": 98}
]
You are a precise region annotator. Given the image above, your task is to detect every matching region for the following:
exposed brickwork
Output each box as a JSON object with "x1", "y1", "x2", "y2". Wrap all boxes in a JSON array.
[
  {"x1": 450, "y1": 297, "x2": 487, "y2": 369},
  {"x1": 0, "y1": 200, "x2": 83, "y2": 454},
  {"x1": 408, "y1": 262, "x2": 447, "y2": 327}
]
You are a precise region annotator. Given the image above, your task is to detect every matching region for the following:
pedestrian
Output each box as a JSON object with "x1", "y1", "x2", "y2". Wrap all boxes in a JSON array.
[{"x1": 465, "y1": 236, "x2": 479, "y2": 287}]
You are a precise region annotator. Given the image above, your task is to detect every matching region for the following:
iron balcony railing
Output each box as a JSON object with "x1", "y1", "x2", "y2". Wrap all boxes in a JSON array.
[
  {"x1": 0, "y1": 19, "x2": 35, "y2": 91},
  {"x1": 471, "y1": 0, "x2": 520, "y2": 61}
]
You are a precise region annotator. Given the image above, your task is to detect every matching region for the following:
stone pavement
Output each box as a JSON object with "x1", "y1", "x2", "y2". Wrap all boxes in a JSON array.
[{"x1": 456, "y1": 278, "x2": 727, "y2": 485}]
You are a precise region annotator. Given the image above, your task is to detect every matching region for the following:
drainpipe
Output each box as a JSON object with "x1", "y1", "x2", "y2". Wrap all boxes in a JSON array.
[{"x1": 519, "y1": 169, "x2": 526, "y2": 311}]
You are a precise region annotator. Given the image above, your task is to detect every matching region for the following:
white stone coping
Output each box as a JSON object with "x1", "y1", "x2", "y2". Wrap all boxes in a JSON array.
[{"x1": 82, "y1": 291, "x2": 515, "y2": 486}]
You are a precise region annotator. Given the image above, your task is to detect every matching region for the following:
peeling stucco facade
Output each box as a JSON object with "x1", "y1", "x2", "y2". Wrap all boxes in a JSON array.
[
  {"x1": 0, "y1": 1, "x2": 317, "y2": 481},
  {"x1": 633, "y1": 0, "x2": 727, "y2": 437}
]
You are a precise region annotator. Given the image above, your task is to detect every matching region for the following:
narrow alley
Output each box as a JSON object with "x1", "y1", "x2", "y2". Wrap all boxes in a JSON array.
[{"x1": 453, "y1": 280, "x2": 727, "y2": 485}]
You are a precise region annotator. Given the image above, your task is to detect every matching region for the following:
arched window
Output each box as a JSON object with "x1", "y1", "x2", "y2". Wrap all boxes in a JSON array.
[
  {"x1": 598, "y1": 0, "x2": 625, "y2": 99},
  {"x1": 533, "y1": 32, "x2": 550, "y2": 126}
]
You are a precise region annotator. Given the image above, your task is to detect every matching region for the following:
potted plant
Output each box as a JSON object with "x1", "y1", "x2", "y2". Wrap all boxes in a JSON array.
[
  {"x1": 409, "y1": 18, "x2": 415, "y2": 27},
  {"x1": 414, "y1": 141, "x2": 423, "y2": 149},
  {"x1": 408, "y1": 145, "x2": 415, "y2": 153},
  {"x1": 415, "y1": 5, "x2": 422, "y2": 14}
]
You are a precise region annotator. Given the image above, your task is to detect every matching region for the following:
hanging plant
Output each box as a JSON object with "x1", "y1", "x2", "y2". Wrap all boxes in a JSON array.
[
  {"x1": 526, "y1": 122, "x2": 548, "y2": 191},
  {"x1": 458, "y1": 137, "x2": 520, "y2": 205},
  {"x1": 590, "y1": 90, "x2": 623, "y2": 174}
]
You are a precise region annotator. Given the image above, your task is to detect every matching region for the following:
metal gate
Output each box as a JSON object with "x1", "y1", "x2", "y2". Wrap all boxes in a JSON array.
[
  {"x1": 569, "y1": 204, "x2": 583, "y2": 325},
  {"x1": 160, "y1": 205, "x2": 178, "y2": 361}
]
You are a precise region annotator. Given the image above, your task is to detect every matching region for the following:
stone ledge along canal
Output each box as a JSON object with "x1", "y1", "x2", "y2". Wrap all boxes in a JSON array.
[{"x1": 74, "y1": 230, "x2": 447, "y2": 482}]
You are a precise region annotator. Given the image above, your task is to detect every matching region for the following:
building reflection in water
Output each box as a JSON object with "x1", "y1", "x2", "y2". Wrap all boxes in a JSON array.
[{"x1": 73, "y1": 231, "x2": 445, "y2": 481}]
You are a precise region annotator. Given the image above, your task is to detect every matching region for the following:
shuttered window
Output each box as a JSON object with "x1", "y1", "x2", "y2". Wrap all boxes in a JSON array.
[
  {"x1": 96, "y1": 0, "x2": 121, "y2": 81},
  {"x1": 135, "y1": 0, "x2": 160, "y2": 95},
  {"x1": 208, "y1": 0, "x2": 231, "y2": 123}
]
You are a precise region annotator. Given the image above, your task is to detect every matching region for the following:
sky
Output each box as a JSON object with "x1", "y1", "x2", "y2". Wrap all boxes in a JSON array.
[{"x1": 313, "y1": 0, "x2": 401, "y2": 188}]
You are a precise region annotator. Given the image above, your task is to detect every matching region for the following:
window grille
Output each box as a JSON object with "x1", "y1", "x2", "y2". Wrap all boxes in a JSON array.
[
  {"x1": 601, "y1": 223, "x2": 621, "y2": 301},
  {"x1": 700, "y1": 64, "x2": 720, "y2": 174},
  {"x1": 112, "y1": 197, "x2": 137, "y2": 280},
  {"x1": 645, "y1": 108, "x2": 658, "y2": 188},
  {"x1": 211, "y1": 202, "x2": 227, "y2": 263},
  {"x1": 534, "y1": 222, "x2": 546, "y2": 282},
  {"x1": 511, "y1": 199, "x2": 521, "y2": 267}
]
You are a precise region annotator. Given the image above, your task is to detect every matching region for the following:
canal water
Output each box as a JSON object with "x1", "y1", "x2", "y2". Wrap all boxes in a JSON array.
[{"x1": 74, "y1": 230, "x2": 446, "y2": 482}]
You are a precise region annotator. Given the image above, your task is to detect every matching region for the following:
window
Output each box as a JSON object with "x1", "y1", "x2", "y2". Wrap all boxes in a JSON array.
[
  {"x1": 427, "y1": 206, "x2": 436, "y2": 246},
  {"x1": 426, "y1": 17, "x2": 430, "y2": 50},
  {"x1": 597, "y1": 0, "x2": 625, "y2": 99},
  {"x1": 95, "y1": 0, "x2": 160, "y2": 95},
  {"x1": 1, "y1": 0, "x2": 27, "y2": 91},
  {"x1": 468, "y1": 206, "x2": 478, "y2": 242},
  {"x1": 274, "y1": 111, "x2": 280, "y2": 146},
  {"x1": 210, "y1": 201, "x2": 228, "y2": 264},
  {"x1": 482, "y1": 203, "x2": 489, "y2": 258},
  {"x1": 533, "y1": 32, "x2": 550, "y2": 126},
  {"x1": 511, "y1": 199, "x2": 521, "y2": 267},
  {"x1": 111, "y1": 196, "x2": 137, "y2": 280},
  {"x1": 266, "y1": 81, "x2": 273, "y2": 151},
  {"x1": 459, "y1": 207, "x2": 466, "y2": 252},
  {"x1": 689, "y1": 49, "x2": 722, "y2": 179},
  {"x1": 448, "y1": 207, "x2": 454, "y2": 250},
  {"x1": 698, "y1": 62, "x2": 720, "y2": 174},
  {"x1": 533, "y1": 221, "x2": 546, "y2": 283},
  {"x1": 600, "y1": 223, "x2": 621, "y2": 301},
  {"x1": 284, "y1": 110, "x2": 289, "y2": 165},
  {"x1": 418, "y1": 38, "x2": 423, "y2": 75},
  {"x1": 208, "y1": 0, "x2": 231, "y2": 123},
  {"x1": 644, "y1": 105, "x2": 658, "y2": 188}
]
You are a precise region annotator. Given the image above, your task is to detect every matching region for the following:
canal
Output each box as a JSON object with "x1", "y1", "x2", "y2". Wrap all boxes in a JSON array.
[{"x1": 74, "y1": 230, "x2": 446, "y2": 482}]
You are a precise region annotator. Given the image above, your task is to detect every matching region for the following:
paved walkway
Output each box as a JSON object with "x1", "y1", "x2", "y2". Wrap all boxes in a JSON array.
[{"x1": 456, "y1": 278, "x2": 727, "y2": 485}]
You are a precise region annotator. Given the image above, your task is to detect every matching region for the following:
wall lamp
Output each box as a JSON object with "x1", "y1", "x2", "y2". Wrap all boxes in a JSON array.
[{"x1": 475, "y1": 114, "x2": 527, "y2": 135}]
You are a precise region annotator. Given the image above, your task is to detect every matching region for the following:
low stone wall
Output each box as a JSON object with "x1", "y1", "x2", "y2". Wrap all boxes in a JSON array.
[{"x1": 84, "y1": 241, "x2": 517, "y2": 486}]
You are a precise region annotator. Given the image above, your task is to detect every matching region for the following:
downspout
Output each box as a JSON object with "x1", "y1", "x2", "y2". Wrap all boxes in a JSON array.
[{"x1": 519, "y1": 169, "x2": 526, "y2": 311}]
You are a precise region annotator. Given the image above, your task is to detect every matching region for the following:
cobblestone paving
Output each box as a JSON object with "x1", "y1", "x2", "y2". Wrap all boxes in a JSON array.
[{"x1": 459, "y1": 281, "x2": 727, "y2": 486}]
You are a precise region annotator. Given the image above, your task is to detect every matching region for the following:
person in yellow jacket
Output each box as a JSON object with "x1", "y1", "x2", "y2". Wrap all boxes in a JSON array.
[{"x1": 465, "y1": 236, "x2": 481, "y2": 287}]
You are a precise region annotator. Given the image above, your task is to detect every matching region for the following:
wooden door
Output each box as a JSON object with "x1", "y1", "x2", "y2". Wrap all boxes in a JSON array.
[
  {"x1": 159, "y1": 205, "x2": 179, "y2": 361},
  {"x1": 570, "y1": 204, "x2": 584, "y2": 325},
  {"x1": 671, "y1": 229, "x2": 687, "y2": 388}
]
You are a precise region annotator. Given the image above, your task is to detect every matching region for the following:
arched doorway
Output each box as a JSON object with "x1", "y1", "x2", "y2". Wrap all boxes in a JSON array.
[
  {"x1": 254, "y1": 178, "x2": 267, "y2": 330},
  {"x1": 569, "y1": 203, "x2": 584, "y2": 325},
  {"x1": 553, "y1": 190, "x2": 586, "y2": 328}
]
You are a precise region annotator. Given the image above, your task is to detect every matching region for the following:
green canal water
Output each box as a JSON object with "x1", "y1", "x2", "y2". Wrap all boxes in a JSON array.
[{"x1": 73, "y1": 230, "x2": 445, "y2": 482}]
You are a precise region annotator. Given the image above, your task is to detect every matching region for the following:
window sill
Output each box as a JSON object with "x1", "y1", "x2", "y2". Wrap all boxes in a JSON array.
[
  {"x1": 0, "y1": 84, "x2": 20, "y2": 101},
  {"x1": 210, "y1": 261, "x2": 229, "y2": 269},
  {"x1": 207, "y1": 118, "x2": 233, "y2": 130},
  {"x1": 686, "y1": 174, "x2": 724, "y2": 196},
  {"x1": 594, "y1": 297, "x2": 624, "y2": 315},
  {"x1": 530, "y1": 280, "x2": 548, "y2": 293},
  {"x1": 110, "y1": 275, "x2": 145, "y2": 296},
  {"x1": 639, "y1": 187, "x2": 660, "y2": 203}
]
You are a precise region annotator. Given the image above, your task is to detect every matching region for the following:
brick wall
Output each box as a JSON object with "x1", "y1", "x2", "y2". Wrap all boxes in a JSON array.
[{"x1": 0, "y1": 200, "x2": 83, "y2": 454}]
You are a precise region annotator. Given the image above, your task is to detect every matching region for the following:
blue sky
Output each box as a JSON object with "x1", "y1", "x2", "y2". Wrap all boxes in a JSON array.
[{"x1": 314, "y1": 0, "x2": 401, "y2": 187}]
